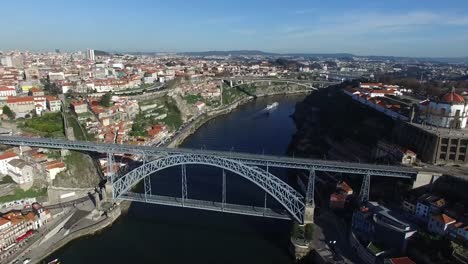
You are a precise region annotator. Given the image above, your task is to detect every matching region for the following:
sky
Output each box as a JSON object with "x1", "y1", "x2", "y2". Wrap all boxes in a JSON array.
[{"x1": 1, "y1": 0, "x2": 468, "y2": 57}]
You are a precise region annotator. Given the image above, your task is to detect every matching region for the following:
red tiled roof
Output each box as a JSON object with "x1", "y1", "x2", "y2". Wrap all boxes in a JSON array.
[
  {"x1": 389, "y1": 257, "x2": 416, "y2": 264},
  {"x1": 6, "y1": 96, "x2": 34, "y2": 103},
  {"x1": 441, "y1": 91, "x2": 465, "y2": 104},
  {"x1": 432, "y1": 214, "x2": 456, "y2": 225},
  {"x1": 0, "y1": 151, "x2": 18, "y2": 160}
]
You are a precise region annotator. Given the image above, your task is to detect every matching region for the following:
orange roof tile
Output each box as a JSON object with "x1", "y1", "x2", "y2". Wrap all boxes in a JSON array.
[
  {"x1": 0, "y1": 151, "x2": 18, "y2": 160},
  {"x1": 432, "y1": 214, "x2": 456, "y2": 225}
]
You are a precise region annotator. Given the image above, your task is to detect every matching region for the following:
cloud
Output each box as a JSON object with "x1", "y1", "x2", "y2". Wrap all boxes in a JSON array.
[
  {"x1": 292, "y1": 8, "x2": 317, "y2": 15},
  {"x1": 282, "y1": 11, "x2": 468, "y2": 38},
  {"x1": 231, "y1": 29, "x2": 257, "y2": 35}
]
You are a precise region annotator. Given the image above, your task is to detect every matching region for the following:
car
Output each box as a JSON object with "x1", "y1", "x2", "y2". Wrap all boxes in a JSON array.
[{"x1": 23, "y1": 258, "x2": 32, "y2": 264}]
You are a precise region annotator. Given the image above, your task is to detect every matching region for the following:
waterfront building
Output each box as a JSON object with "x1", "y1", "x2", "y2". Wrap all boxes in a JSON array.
[
  {"x1": 0, "y1": 210, "x2": 46, "y2": 252},
  {"x1": 352, "y1": 202, "x2": 417, "y2": 253}
]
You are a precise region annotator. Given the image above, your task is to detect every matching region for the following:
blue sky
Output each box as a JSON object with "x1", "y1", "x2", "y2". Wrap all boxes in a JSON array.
[{"x1": 1, "y1": 0, "x2": 468, "y2": 57}]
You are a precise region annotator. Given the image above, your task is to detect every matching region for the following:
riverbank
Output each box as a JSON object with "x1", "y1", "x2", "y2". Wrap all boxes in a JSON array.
[
  {"x1": 34, "y1": 206, "x2": 121, "y2": 263},
  {"x1": 47, "y1": 93, "x2": 307, "y2": 264},
  {"x1": 168, "y1": 89, "x2": 312, "y2": 148}
]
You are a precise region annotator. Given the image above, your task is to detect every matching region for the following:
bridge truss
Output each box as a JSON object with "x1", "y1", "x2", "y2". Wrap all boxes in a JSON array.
[{"x1": 0, "y1": 136, "x2": 417, "y2": 223}]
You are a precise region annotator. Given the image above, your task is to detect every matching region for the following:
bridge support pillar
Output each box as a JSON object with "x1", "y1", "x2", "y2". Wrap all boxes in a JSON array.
[
  {"x1": 359, "y1": 174, "x2": 371, "y2": 203},
  {"x1": 412, "y1": 171, "x2": 441, "y2": 189}
]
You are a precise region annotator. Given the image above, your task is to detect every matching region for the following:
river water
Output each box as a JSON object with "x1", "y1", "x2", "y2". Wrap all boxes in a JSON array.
[{"x1": 48, "y1": 94, "x2": 306, "y2": 264}]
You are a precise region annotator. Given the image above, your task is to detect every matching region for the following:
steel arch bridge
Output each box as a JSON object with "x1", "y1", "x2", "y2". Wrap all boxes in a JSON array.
[
  {"x1": 226, "y1": 79, "x2": 318, "y2": 91},
  {"x1": 113, "y1": 153, "x2": 306, "y2": 222},
  {"x1": 0, "y1": 136, "x2": 418, "y2": 223}
]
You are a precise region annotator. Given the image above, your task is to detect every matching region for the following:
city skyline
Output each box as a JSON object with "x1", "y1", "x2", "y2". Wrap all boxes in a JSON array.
[{"x1": 1, "y1": 0, "x2": 468, "y2": 57}]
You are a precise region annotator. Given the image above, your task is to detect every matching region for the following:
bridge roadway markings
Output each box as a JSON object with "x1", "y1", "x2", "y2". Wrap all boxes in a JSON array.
[{"x1": 0, "y1": 136, "x2": 417, "y2": 178}]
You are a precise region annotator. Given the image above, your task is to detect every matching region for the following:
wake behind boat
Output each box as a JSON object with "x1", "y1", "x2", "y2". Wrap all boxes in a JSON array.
[{"x1": 265, "y1": 102, "x2": 279, "y2": 110}]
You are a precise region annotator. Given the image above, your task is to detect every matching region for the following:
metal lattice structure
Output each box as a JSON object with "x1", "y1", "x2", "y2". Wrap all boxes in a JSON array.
[
  {"x1": 0, "y1": 136, "x2": 417, "y2": 178},
  {"x1": 113, "y1": 154, "x2": 306, "y2": 223},
  {"x1": 0, "y1": 136, "x2": 421, "y2": 223}
]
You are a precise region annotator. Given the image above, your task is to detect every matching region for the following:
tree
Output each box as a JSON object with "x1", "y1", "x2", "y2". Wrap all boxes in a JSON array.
[
  {"x1": 100, "y1": 92, "x2": 112, "y2": 107},
  {"x1": 304, "y1": 224, "x2": 314, "y2": 241},
  {"x1": 291, "y1": 223, "x2": 302, "y2": 239},
  {"x1": 2, "y1": 105, "x2": 15, "y2": 119}
]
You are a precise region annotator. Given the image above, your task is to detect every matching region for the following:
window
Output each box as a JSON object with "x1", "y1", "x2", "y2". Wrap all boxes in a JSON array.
[
  {"x1": 459, "y1": 155, "x2": 466, "y2": 161},
  {"x1": 450, "y1": 147, "x2": 457, "y2": 153},
  {"x1": 440, "y1": 154, "x2": 446, "y2": 160},
  {"x1": 442, "y1": 138, "x2": 449, "y2": 145},
  {"x1": 449, "y1": 154, "x2": 456, "y2": 160},
  {"x1": 441, "y1": 146, "x2": 448, "y2": 152},
  {"x1": 451, "y1": 139, "x2": 458, "y2": 145}
]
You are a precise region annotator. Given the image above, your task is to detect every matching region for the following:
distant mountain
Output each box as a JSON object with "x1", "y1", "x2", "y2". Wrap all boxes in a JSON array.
[
  {"x1": 94, "y1": 50, "x2": 111, "y2": 56},
  {"x1": 117, "y1": 49, "x2": 468, "y2": 64},
  {"x1": 179, "y1": 50, "x2": 277, "y2": 56}
]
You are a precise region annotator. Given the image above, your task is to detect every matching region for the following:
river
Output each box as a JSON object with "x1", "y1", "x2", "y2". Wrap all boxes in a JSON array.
[{"x1": 48, "y1": 94, "x2": 306, "y2": 264}]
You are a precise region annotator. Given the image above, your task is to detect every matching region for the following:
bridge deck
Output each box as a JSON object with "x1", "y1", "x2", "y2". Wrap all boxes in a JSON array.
[
  {"x1": 121, "y1": 192, "x2": 292, "y2": 220},
  {"x1": 0, "y1": 136, "x2": 417, "y2": 178}
]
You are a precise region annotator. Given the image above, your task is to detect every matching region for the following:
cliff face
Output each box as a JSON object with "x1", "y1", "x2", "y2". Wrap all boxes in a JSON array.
[{"x1": 288, "y1": 81, "x2": 397, "y2": 162}]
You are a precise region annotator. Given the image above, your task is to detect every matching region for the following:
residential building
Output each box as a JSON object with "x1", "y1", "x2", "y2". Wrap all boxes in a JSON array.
[
  {"x1": 7, "y1": 159, "x2": 33, "y2": 185},
  {"x1": 45, "y1": 160, "x2": 66, "y2": 181},
  {"x1": 352, "y1": 202, "x2": 417, "y2": 253},
  {"x1": 6, "y1": 96, "x2": 34, "y2": 114},
  {"x1": 48, "y1": 72, "x2": 65, "y2": 81},
  {"x1": 0, "y1": 87, "x2": 16, "y2": 98},
  {"x1": 71, "y1": 101, "x2": 88, "y2": 114},
  {"x1": 401, "y1": 199, "x2": 416, "y2": 215},
  {"x1": 428, "y1": 214, "x2": 456, "y2": 236},
  {"x1": 448, "y1": 222, "x2": 468, "y2": 241},
  {"x1": 0, "y1": 151, "x2": 18, "y2": 175},
  {"x1": 46, "y1": 96, "x2": 61, "y2": 112},
  {"x1": 29, "y1": 87, "x2": 44, "y2": 97},
  {"x1": 0, "y1": 211, "x2": 40, "y2": 251},
  {"x1": 415, "y1": 194, "x2": 446, "y2": 221}
]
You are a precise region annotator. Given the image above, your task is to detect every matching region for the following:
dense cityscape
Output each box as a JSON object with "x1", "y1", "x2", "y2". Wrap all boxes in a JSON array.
[{"x1": 1, "y1": 1, "x2": 468, "y2": 264}]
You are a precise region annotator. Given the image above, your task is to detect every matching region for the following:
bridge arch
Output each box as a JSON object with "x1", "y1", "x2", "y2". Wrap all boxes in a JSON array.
[{"x1": 113, "y1": 154, "x2": 305, "y2": 223}]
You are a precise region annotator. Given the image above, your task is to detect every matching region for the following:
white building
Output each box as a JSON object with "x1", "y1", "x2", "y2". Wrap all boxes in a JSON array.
[
  {"x1": 7, "y1": 159, "x2": 33, "y2": 185},
  {"x1": 86, "y1": 49, "x2": 95, "y2": 61},
  {"x1": 45, "y1": 160, "x2": 66, "y2": 181},
  {"x1": 195, "y1": 101, "x2": 205, "y2": 111},
  {"x1": 0, "y1": 152, "x2": 19, "y2": 175},
  {"x1": 46, "y1": 96, "x2": 61, "y2": 112},
  {"x1": 421, "y1": 89, "x2": 468, "y2": 129},
  {"x1": 48, "y1": 72, "x2": 65, "y2": 81},
  {"x1": 0, "y1": 87, "x2": 17, "y2": 98}
]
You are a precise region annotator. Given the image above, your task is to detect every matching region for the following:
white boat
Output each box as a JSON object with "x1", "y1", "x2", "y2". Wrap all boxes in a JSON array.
[{"x1": 265, "y1": 102, "x2": 279, "y2": 110}]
